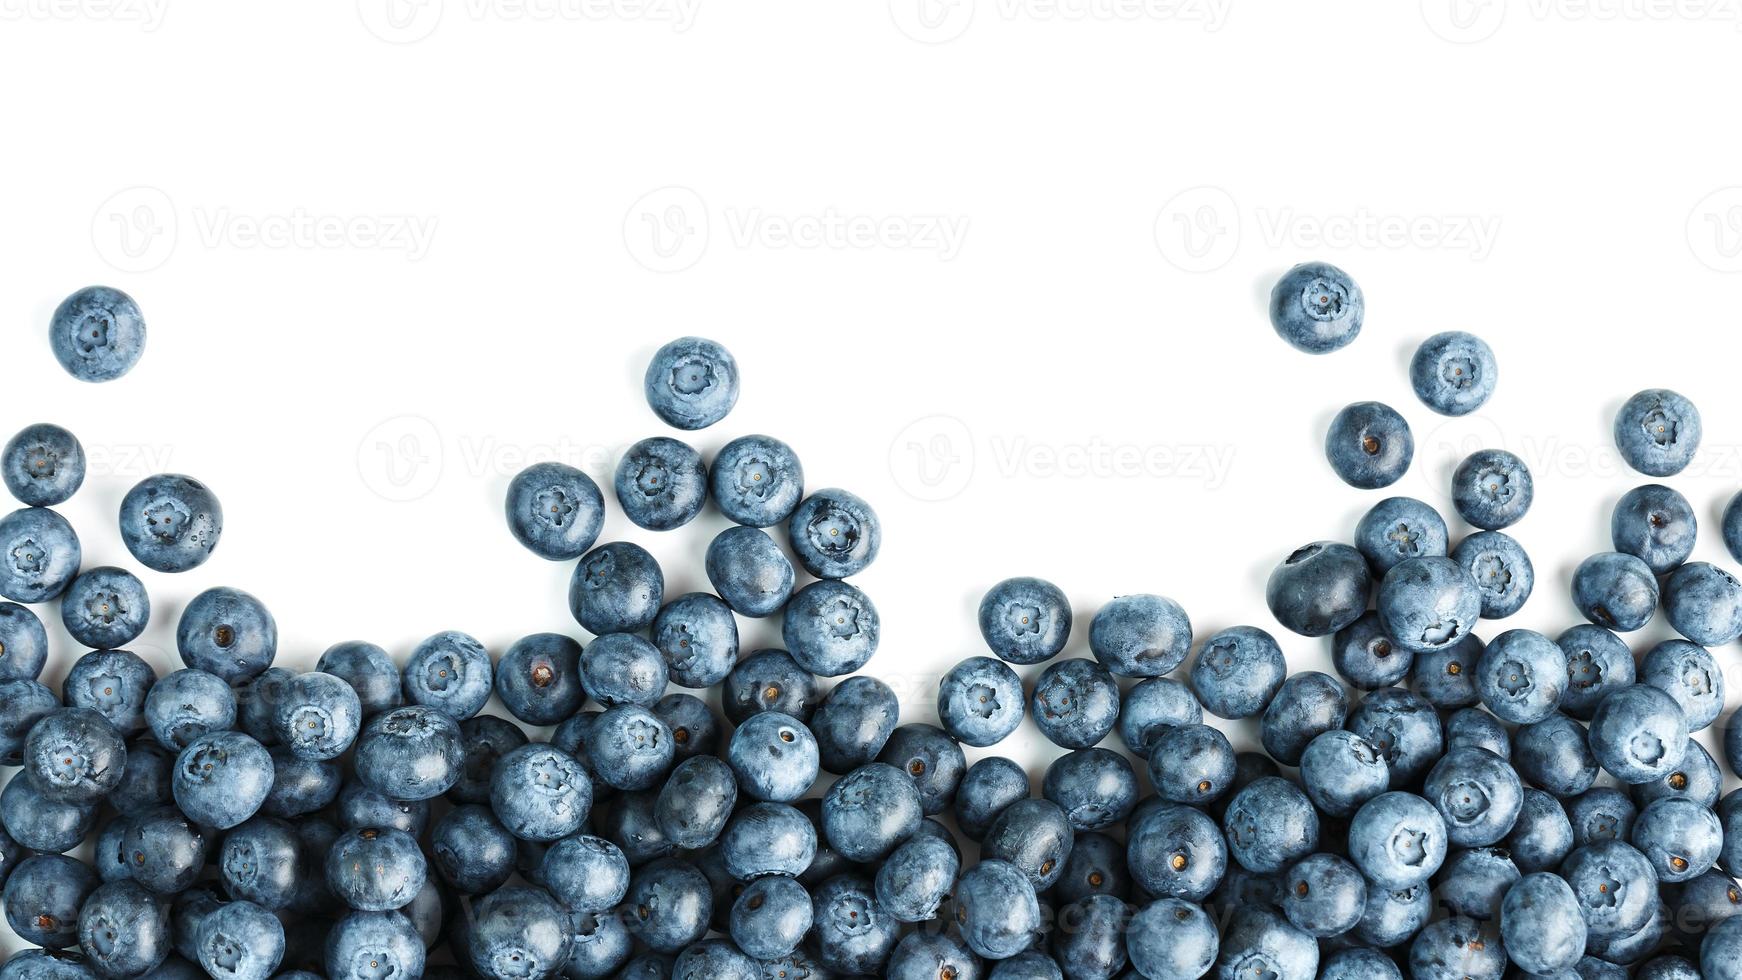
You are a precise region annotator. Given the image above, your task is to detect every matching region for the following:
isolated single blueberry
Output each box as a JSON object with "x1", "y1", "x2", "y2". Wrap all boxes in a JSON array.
[
  {"x1": 119, "y1": 474, "x2": 222, "y2": 573},
  {"x1": 144, "y1": 668, "x2": 237, "y2": 751},
  {"x1": 1450, "y1": 448, "x2": 1532, "y2": 530},
  {"x1": 1325, "y1": 401, "x2": 1413, "y2": 489},
  {"x1": 1269, "y1": 261, "x2": 1363, "y2": 354},
  {"x1": 352, "y1": 705, "x2": 465, "y2": 801},
  {"x1": 645, "y1": 336, "x2": 739, "y2": 430},
  {"x1": 1410, "y1": 330, "x2": 1497, "y2": 415},
  {"x1": 1615, "y1": 387, "x2": 1701, "y2": 476},
  {"x1": 51, "y1": 286, "x2": 146, "y2": 382},
  {"x1": 504, "y1": 461, "x2": 605, "y2": 560},
  {"x1": 2, "y1": 424, "x2": 85, "y2": 507},
  {"x1": 1347, "y1": 791, "x2": 1447, "y2": 889}
]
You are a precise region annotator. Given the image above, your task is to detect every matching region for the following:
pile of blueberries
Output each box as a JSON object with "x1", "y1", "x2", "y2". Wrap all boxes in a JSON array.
[{"x1": 6, "y1": 272, "x2": 1742, "y2": 980}]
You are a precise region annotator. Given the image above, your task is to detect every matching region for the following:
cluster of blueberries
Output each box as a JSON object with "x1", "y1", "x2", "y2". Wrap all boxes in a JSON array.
[{"x1": 4, "y1": 274, "x2": 1742, "y2": 980}]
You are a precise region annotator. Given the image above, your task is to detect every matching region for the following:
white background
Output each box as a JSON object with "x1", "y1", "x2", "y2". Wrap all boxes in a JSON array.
[{"x1": 7, "y1": 0, "x2": 1742, "y2": 956}]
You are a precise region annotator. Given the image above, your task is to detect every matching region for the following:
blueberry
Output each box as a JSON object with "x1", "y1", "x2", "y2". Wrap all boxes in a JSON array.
[
  {"x1": 1641, "y1": 638, "x2": 1722, "y2": 731},
  {"x1": 1572, "y1": 551, "x2": 1659, "y2": 633},
  {"x1": 1436, "y1": 846, "x2": 1520, "y2": 920},
  {"x1": 0, "y1": 507, "x2": 81, "y2": 603},
  {"x1": 723, "y1": 648, "x2": 817, "y2": 724},
  {"x1": 325, "y1": 826, "x2": 425, "y2": 910},
  {"x1": 1127, "y1": 801, "x2": 1225, "y2": 901},
  {"x1": 76, "y1": 879, "x2": 171, "y2": 977},
  {"x1": 1706, "y1": 923, "x2": 1742, "y2": 980},
  {"x1": 538, "y1": 835, "x2": 629, "y2": 915},
  {"x1": 625, "y1": 858, "x2": 713, "y2": 954},
  {"x1": 654, "y1": 755, "x2": 738, "y2": 849},
  {"x1": 709, "y1": 434, "x2": 803, "y2": 527},
  {"x1": 1444, "y1": 705, "x2": 1510, "y2": 759},
  {"x1": 875, "y1": 832, "x2": 960, "y2": 922},
  {"x1": 273, "y1": 670, "x2": 362, "y2": 761},
  {"x1": 563, "y1": 908, "x2": 634, "y2": 979},
  {"x1": 401, "y1": 630, "x2": 493, "y2": 720},
  {"x1": 954, "y1": 756, "x2": 1030, "y2": 842},
  {"x1": 787, "y1": 488, "x2": 880, "y2": 579},
  {"x1": 1662, "y1": 560, "x2": 1742, "y2": 646},
  {"x1": 217, "y1": 817, "x2": 301, "y2": 908},
  {"x1": 167, "y1": 588, "x2": 276, "y2": 686},
  {"x1": 615, "y1": 437, "x2": 708, "y2": 531},
  {"x1": 1268, "y1": 261, "x2": 1362, "y2": 353},
  {"x1": 612, "y1": 954, "x2": 675, "y2": 980},
  {"x1": 1615, "y1": 388, "x2": 1702, "y2": 476},
  {"x1": 1221, "y1": 777, "x2": 1318, "y2": 876},
  {"x1": 1050, "y1": 893, "x2": 1127, "y2": 978},
  {"x1": 1646, "y1": 955, "x2": 1704, "y2": 980},
  {"x1": 645, "y1": 336, "x2": 739, "y2": 430},
  {"x1": 1376, "y1": 556, "x2": 1480, "y2": 657},
  {"x1": 234, "y1": 667, "x2": 294, "y2": 746},
  {"x1": 1351, "y1": 880, "x2": 1430, "y2": 948},
  {"x1": 809, "y1": 874, "x2": 899, "y2": 973},
  {"x1": 1409, "y1": 330, "x2": 1497, "y2": 416},
  {"x1": 1588, "y1": 683, "x2": 1688, "y2": 784},
  {"x1": 652, "y1": 691, "x2": 719, "y2": 761},
  {"x1": 1042, "y1": 747, "x2": 1135, "y2": 832},
  {"x1": 724, "y1": 711, "x2": 816, "y2": 803},
  {"x1": 336, "y1": 781, "x2": 428, "y2": 834},
  {"x1": 1561, "y1": 839, "x2": 1657, "y2": 938},
  {"x1": 4, "y1": 853, "x2": 98, "y2": 947},
  {"x1": 2, "y1": 424, "x2": 85, "y2": 507},
  {"x1": 1451, "y1": 529, "x2": 1533, "y2": 619},
  {"x1": 0, "y1": 601, "x2": 48, "y2": 682},
  {"x1": 50, "y1": 286, "x2": 146, "y2": 382},
  {"x1": 1556, "y1": 624, "x2": 1634, "y2": 720},
  {"x1": 1087, "y1": 593, "x2": 1191, "y2": 678},
  {"x1": 352, "y1": 705, "x2": 465, "y2": 801},
  {"x1": 1354, "y1": 495, "x2": 1449, "y2": 576},
  {"x1": 1029, "y1": 658, "x2": 1120, "y2": 750},
  {"x1": 1264, "y1": 677, "x2": 1350, "y2": 772},
  {"x1": 1127, "y1": 898, "x2": 1218, "y2": 979},
  {"x1": 504, "y1": 461, "x2": 605, "y2": 560},
  {"x1": 148, "y1": 669, "x2": 242, "y2": 756},
  {"x1": 0, "y1": 949, "x2": 102, "y2": 980},
  {"x1": 119, "y1": 475, "x2": 221, "y2": 573},
  {"x1": 981, "y1": 799, "x2": 1073, "y2": 891},
  {"x1": 810, "y1": 674, "x2": 898, "y2": 774},
  {"x1": 821, "y1": 762, "x2": 922, "y2": 862},
  {"x1": 1279, "y1": 852, "x2": 1365, "y2": 938},
  {"x1": 465, "y1": 885, "x2": 570, "y2": 980},
  {"x1": 1347, "y1": 792, "x2": 1446, "y2": 889},
  {"x1": 1325, "y1": 401, "x2": 1413, "y2": 489},
  {"x1": 326, "y1": 910, "x2": 424, "y2": 980},
  {"x1": 1185, "y1": 624, "x2": 1283, "y2": 719},
  {"x1": 954, "y1": 859, "x2": 1042, "y2": 960},
  {"x1": 1422, "y1": 745, "x2": 1522, "y2": 847},
  {"x1": 1116, "y1": 676, "x2": 1201, "y2": 759},
  {"x1": 579, "y1": 633, "x2": 667, "y2": 709},
  {"x1": 570, "y1": 541, "x2": 664, "y2": 635},
  {"x1": 937, "y1": 656, "x2": 1025, "y2": 747},
  {"x1": 1474, "y1": 628, "x2": 1567, "y2": 725},
  {"x1": 1725, "y1": 490, "x2": 1742, "y2": 564},
  {"x1": 106, "y1": 737, "x2": 172, "y2": 814},
  {"x1": 24, "y1": 707, "x2": 126, "y2": 805},
  {"x1": 1265, "y1": 541, "x2": 1371, "y2": 637},
  {"x1": 887, "y1": 932, "x2": 979, "y2": 980},
  {"x1": 781, "y1": 579, "x2": 878, "y2": 677},
  {"x1": 193, "y1": 899, "x2": 282, "y2": 980},
  {"x1": 489, "y1": 743, "x2": 592, "y2": 841},
  {"x1": 1213, "y1": 906, "x2": 1318, "y2": 980},
  {"x1": 1408, "y1": 915, "x2": 1504, "y2": 979},
  {"x1": 728, "y1": 875, "x2": 811, "y2": 960},
  {"x1": 1319, "y1": 948, "x2": 1402, "y2": 980},
  {"x1": 1345, "y1": 686, "x2": 1443, "y2": 786},
  {"x1": 172, "y1": 732, "x2": 273, "y2": 829},
  {"x1": 1670, "y1": 869, "x2": 1742, "y2": 941},
  {"x1": 979, "y1": 576, "x2": 1072, "y2": 666},
  {"x1": 1410, "y1": 633, "x2": 1483, "y2": 708},
  {"x1": 704, "y1": 526, "x2": 794, "y2": 618},
  {"x1": 671, "y1": 940, "x2": 757, "y2": 980},
  {"x1": 0, "y1": 766, "x2": 95, "y2": 851},
  {"x1": 1450, "y1": 448, "x2": 1532, "y2": 530},
  {"x1": 1512, "y1": 712, "x2": 1598, "y2": 797},
  {"x1": 1147, "y1": 723, "x2": 1235, "y2": 806},
  {"x1": 1329, "y1": 612, "x2": 1410, "y2": 691},
  {"x1": 1633, "y1": 797, "x2": 1721, "y2": 882},
  {"x1": 1607, "y1": 483, "x2": 1697, "y2": 575},
  {"x1": 1298, "y1": 730, "x2": 1388, "y2": 818},
  {"x1": 988, "y1": 952, "x2": 1064, "y2": 980},
  {"x1": 427, "y1": 804, "x2": 515, "y2": 895}
]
